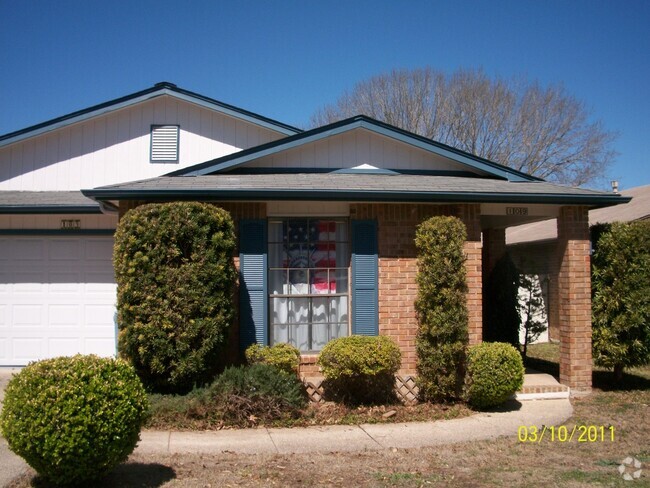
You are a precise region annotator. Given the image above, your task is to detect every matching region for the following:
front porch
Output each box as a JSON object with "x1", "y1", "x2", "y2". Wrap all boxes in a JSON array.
[{"x1": 302, "y1": 368, "x2": 569, "y2": 404}]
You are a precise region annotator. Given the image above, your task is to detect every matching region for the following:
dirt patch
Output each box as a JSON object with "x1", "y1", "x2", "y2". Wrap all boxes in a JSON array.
[{"x1": 146, "y1": 398, "x2": 473, "y2": 431}]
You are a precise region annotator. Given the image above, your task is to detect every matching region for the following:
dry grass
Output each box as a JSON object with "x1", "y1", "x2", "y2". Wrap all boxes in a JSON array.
[{"x1": 10, "y1": 343, "x2": 650, "y2": 487}]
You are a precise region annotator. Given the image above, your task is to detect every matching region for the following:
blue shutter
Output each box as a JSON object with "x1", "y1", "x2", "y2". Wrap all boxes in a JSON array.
[
  {"x1": 351, "y1": 220, "x2": 378, "y2": 335},
  {"x1": 239, "y1": 219, "x2": 268, "y2": 350}
]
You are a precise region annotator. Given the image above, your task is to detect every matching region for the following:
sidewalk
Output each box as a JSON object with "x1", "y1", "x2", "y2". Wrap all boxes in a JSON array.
[{"x1": 135, "y1": 398, "x2": 573, "y2": 455}]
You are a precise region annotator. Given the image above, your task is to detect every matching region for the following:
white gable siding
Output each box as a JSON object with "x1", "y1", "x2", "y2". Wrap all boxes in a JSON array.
[
  {"x1": 0, "y1": 96, "x2": 285, "y2": 191},
  {"x1": 246, "y1": 128, "x2": 485, "y2": 174}
]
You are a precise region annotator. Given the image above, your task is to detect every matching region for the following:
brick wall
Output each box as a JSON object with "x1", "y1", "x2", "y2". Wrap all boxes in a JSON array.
[
  {"x1": 459, "y1": 204, "x2": 483, "y2": 346},
  {"x1": 556, "y1": 206, "x2": 592, "y2": 392},
  {"x1": 348, "y1": 203, "x2": 482, "y2": 375}
]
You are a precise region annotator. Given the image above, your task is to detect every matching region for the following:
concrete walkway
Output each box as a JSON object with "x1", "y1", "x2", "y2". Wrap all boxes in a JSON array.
[{"x1": 135, "y1": 398, "x2": 573, "y2": 455}]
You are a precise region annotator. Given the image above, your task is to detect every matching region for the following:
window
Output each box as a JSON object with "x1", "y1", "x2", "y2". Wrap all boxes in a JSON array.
[
  {"x1": 268, "y1": 219, "x2": 349, "y2": 352},
  {"x1": 150, "y1": 125, "x2": 179, "y2": 162}
]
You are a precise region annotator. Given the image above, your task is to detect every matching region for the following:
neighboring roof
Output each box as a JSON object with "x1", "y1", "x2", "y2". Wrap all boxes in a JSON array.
[
  {"x1": 166, "y1": 115, "x2": 543, "y2": 183},
  {"x1": 83, "y1": 174, "x2": 629, "y2": 206},
  {"x1": 0, "y1": 82, "x2": 301, "y2": 148},
  {"x1": 0, "y1": 191, "x2": 102, "y2": 214},
  {"x1": 507, "y1": 184, "x2": 650, "y2": 245}
]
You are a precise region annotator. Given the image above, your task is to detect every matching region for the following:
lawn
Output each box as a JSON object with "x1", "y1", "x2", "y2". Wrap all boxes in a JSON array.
[{"x1": 9, "y1": 343, "x2": 650, "y2": 487}]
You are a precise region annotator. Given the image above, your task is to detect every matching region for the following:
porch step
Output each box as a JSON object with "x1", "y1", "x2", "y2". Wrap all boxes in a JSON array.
[{"x1": 515, "y1": 370, "x2": 570, "y2": 401}]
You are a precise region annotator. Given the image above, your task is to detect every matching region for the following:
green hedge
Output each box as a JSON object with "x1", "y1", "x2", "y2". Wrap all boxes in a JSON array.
[
  {"x1": 318, "y1": 335, "x2": 401, "y2": 405},
  {"x1": 592, "y1": 221, "x2": 650, "y2": 378},
  {"x1": 245, "y1": 343, "x2": 301, "y2": 375},
  {"x1": 465, "y1": 342, "x2": 524, "y2": 409},
  {"x1": 415, "y1": 216, "x2": 469, "y2": 402},
  {"x1": 114, "y1": 201, "x2": 237, "y2": 392},
  {"x1": 0, "y1": 355, "x2": 148, "y2": 485}
]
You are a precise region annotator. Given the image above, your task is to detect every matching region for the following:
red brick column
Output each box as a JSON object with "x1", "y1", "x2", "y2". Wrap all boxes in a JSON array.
[
  {"x1": 459, "y1": 204, "x2": 483, "y2": 345},
  {"x1": 556, "y1": 206, "x2": 592, "y2": 392}
]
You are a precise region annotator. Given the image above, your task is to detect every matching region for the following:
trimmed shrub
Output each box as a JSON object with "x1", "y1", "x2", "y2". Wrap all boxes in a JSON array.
[
  {"x1": 317, "y1": 335, "x2": 401, "y2": 405},
  {"x1": 592, "y1": 221, "x2": 650, "y2": 379},
  {"x1": 245, "y1": 342, "x2": 301, "y2": 375},
  {"x1": 0, "y1": 355, "x2": 148, "y2": 486},
  {"x1": 415, "y1": 216, "x2": 469, "y2": 402},
  {"x1": 114, "y1": 201, "x2": 237, "y2": 392},
  {"x1": 209, "y1": 364, "x2": 307, "y2": 426},
  {"x1": 465, "y1": 342, "x2": 524, "y2": 409}
]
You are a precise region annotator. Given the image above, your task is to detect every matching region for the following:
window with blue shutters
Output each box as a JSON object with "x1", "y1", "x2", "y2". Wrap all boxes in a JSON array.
[
  {"x1": 239, "y1": 220, "x2": 268, "y2": 350},
  {"x1": 351, "y1": 220, "x2": 379, "y2": 336}
]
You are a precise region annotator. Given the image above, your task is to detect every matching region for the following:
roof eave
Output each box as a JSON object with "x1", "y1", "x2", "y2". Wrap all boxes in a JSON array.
[
  {"x1": 82, "y1": 188, "x2": 631, "y2": 207},
  {"x1": 0, "y1": 205, "x2": 103, "y2": 214},
  {"x1": 0, "y1": 83, "x2": 300, "y2": 148}
]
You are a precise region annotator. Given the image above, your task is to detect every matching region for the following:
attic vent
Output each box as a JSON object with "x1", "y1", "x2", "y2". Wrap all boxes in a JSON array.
[{"x1": 150, "y1": 125, "x2": 179, "y2": 162}]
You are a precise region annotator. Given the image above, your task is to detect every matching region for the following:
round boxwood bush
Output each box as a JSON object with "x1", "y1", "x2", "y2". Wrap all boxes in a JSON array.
[
  {"x1": 0, "y1": 355, "x2": 148, "y2": 486},
  {"x1": 208, "y1": 363, "x2": 307, "y2": 426},
  {"x1": 114, "y1": 201, "x2": 237, "y2": 392},
  {"x1": 465, "y1": 342, "x2": 524, "y2": 409},
  {"x1": 245, "y1": 343, "x2": 301, "y2": 375},
  {"x1": 317, "y1": 335, "x2": 401, "y2": 405}
]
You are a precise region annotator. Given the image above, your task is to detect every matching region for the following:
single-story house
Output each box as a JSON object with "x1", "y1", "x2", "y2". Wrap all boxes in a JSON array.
[
  {"x1": 507, "y1": 184, "x2": 650, "y2": 342},
  {"x1": 0, "y1": 83, "x2": 631, "y2": 393}
]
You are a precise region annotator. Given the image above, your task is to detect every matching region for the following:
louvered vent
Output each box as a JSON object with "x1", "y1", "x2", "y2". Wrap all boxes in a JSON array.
[{"x1": 150, "y1": 125, "x2": 179, "y2": 162}]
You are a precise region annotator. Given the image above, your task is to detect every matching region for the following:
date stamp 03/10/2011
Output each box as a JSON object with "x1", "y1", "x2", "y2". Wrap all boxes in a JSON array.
[{"x1": 518, "y1": 425, "x2": 615, "y2": 443}]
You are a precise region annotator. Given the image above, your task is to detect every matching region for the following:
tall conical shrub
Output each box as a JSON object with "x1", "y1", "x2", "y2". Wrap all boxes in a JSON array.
[{"x1": 415, "y1": 216, "x2": 469, "y2": 401}]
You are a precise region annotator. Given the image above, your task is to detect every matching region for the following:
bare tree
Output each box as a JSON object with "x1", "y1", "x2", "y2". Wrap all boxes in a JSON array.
[{"x1": 311, "y1": 68, "x2": 616, "y2": 187}]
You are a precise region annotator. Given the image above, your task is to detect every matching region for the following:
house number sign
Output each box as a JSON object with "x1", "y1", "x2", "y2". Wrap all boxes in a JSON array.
[
  {"x1": 506, "y1": 207, "x2": 528, "y2": 216},
  {"x1": 60, "y1": 219, "x2": 81, "y2": 230}
]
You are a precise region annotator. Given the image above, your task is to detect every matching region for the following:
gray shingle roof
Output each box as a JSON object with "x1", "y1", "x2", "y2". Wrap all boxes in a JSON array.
[
  {"x1": 0, "y1": 191, "x2": 102, "y2": 213},
  {"x1": 84, "y1": 174, "x2": 629, "y2": 207}
]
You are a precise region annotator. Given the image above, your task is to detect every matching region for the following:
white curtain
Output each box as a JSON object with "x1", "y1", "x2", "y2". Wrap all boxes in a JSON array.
[{"x1": 269, "y1": 220, "x2": 349, "y2": 351}]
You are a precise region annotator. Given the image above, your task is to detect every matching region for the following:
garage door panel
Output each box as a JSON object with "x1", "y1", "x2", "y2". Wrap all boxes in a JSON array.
[
  {"x1": 0, "y1": 236, "x2": 117, "y2": 365},
  {"x1": 0, "y1": 338, "x2": 7, "y2": 360},
  {"x1": 48, "y1": 338, "x2": 81, "y2": 357},
  {"x1": 85, "y1": 304, "x2": 116, "y2": 326},
  {"x1": 12, "y1": 338, "x2": 42, "y2": 361},
  {"x1": 49, "y1": 240, "x2": 81, "y2": 260},
  {"x1": 12, "y1": 305, "x2": 44, "y2": 326},
  {"x1": 84, "y1": 239, "x2": 114, "y2": 260},
  {"x1": 84, "y1": 338, "x2": 116, "y2": 356},
  {"x1": 49, "y1": 304, "x2": 81, "y2": 325},
  {"x1": 13, "y1": 240, "x2": 44, "y2": 260}
]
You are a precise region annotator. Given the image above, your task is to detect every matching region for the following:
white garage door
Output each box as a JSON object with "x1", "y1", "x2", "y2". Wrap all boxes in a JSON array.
[{"x1": 0, "y1": 235, "x2": 117, "y2": 366}]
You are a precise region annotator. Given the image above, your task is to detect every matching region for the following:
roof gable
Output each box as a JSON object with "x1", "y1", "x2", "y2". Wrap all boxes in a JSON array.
[
  {"x1": 168, "y1": 115, "x2": 541, "y2": 182},
  {"x1": 0, "y1": 82, "x2": 300, "y2": 148}
]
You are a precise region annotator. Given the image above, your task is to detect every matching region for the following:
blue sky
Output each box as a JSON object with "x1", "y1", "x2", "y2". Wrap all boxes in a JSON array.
[{"x1": 1, "y1": 0, "x2": 648, "y2": 190}]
